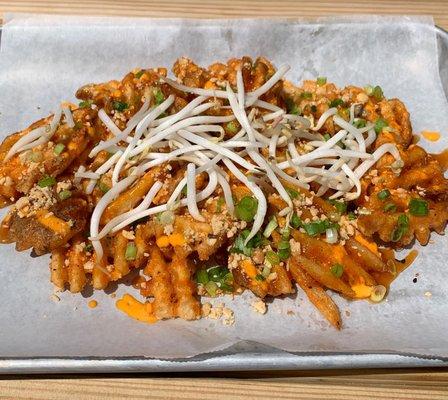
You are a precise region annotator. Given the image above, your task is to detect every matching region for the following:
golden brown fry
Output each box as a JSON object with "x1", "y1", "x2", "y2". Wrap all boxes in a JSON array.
[
  {"x1": 67, "y1": 237, "x2": 88, "y2": 293},
  {"x1": 340, "y1": 253, "x2": 376, "y2": 287},
  {"x1": 113, "y1": 231, "x2": 130, "y2": 278},
  {"x1": 293, "y1": 254, "x2": 355, "y2": 298},
  {"x1": 144, "y1": 246, "x2": 175, "y2": 319},
  {"x1": 170, "y1": 252, "x2": 201, "y2": 320},
  {"x1": 92, "y1": 251, "x2": 111, "y2": 290},
  {"x1": 289, "y1": 258, "x2": 341, "y2": 329},
  {"x1": 50, "y1": 248, "x2": 67, "y2": 290},
  {"x1": 345, "y1": 238, "x2": 389, "y2": 273},
  {"x1": 268, "y1": 264, "x2": 294, "y2": 296},
  {"x1": 292, "y1": 230, "x2": 375, "y2": 288},
  {"x1": 101, "y1": 168, "x2": 162, "y2": 224}
]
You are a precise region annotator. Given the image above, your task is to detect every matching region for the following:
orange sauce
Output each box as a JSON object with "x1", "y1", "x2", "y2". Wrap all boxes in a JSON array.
[
  {"x1": 421, "y1": 130, "x2": 441, "y2": 142},
  {"x1": 433, "y1": 149, "x2": 448, "y2": 172},
  {"x1": 36, "y1": 211, "x2": 71, "y2": 236},
  {"x1": 156, "y1": 233, "x2": 186, "y2": 248},
  {"x1": 88, "y1": 300, "x2": 98, "y2": 309},
  {"x1": 373, "y1": 249, "x2": 418, "y2": 288},
  {"x1": 0, "y1": 223, "x2": 11, "y2": 243},
  {"x1": 351, "y1": 283, "x2": 373, "y2": 299},
  {"x1": 116, "y1": 293, "x2": 157, "y2": 323},
  {"x1": 241, "y1": 259, "x2": 268, "y2": 291}
]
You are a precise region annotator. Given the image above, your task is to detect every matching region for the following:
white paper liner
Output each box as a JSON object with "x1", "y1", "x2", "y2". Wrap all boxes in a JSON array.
[{"x1": 0, "y1": 14, "x2": 447, "y2": 360}]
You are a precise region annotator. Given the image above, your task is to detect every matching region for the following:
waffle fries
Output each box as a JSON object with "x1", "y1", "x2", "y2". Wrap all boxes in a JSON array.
[{"x1": 0, "y1": 56, "x2": 446, "y2": 329}]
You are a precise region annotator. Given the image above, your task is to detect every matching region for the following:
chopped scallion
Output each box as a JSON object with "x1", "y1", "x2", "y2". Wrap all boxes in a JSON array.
[
  {"x1": 354, "y1": 118, "x2": 366, "y2": 128},
  {"x1": 374, "y1": 118, "x2": 388, "y2": 134},
  {"x1": 58, "y1": 190, "x2": 72, "y2": 200},
  {"x1": 409, "y1": 198, "x2": 429, "y2": 216},
  {"x1": 263, "y1": 216, "x2": 278, "y2": 238},
  {"x1": 98, "y1": 182, "x2": 110, "y2": 194},
  {"x1": 153, "y1": 88, "x2": 165, "y2": 105},
  {"x1": 196, "y1": 269, "x2": 209, "y2": 285},
  {"x1": 53, "y1": 143, "x2": 65, "y2": 155},
  {"x1": 231, "y1": 230, "x2": 265, "y2": 257},
  {"x1": 328, "y1": 199, "x2": 347, "y2": 214},
  {"x1": 347, "y1": 212, "x2": 357, "y2": 220},
  {"x1": 205, "y1": 281, "x2": 218, "y2": 296},
  {"x1": 286, "y1": 98, "x2": 300, "y2": 115},
  {"x1": 290, "y1": 213, "x2": 301, "y2": 229},
  {"x1": 372, "y1": 85, "x2": 384, "y2": 101},
  {"x1": 329, "y1": 98, "x2": 344, "y2": 108},
  {"x1": 330, "y1": 263, "x2": 344, "y2": 278},
  {"x1": 285, "y1": 187, "x2": 299, "y2": 199},
  {"x1": 216, "y1": 196, "x2": 225, "y2": 213},
  {"x1": 78, "y1": 100, "x2": 92, "y2": 109},
  {"x1": 301, "y1": 91, "x2": 313, "y2": 100},
  {"x1": 391, "y1": 214, "x2": 409, "y2": 242},
  {"x1": 317, "y1": 77, "x2": 327, "y2": 86},
  {"x1": 277, "y1": 239, "x2": 291, "y2": 261},
  {"x1": 125, "y1": 243, "x2": 137, "y2": 260},
  {"x1": 38, "y1": 176, "x2": 56, "y2": 188},
  {"x1": 235, "y1": 196, "x2": 258, "y2": 222},
  {"x1": 113, "y1": 101, "x2": 128, "y2": 112},
  {"x1": 266, "y1": 251, "x2": 280, "y2": 266},
  {"x1": 226, "y1": 121, "x2": 239, "y2": 134},
  {"x1": 377, "y1": 189, "x2": 391, "y2": 200}
]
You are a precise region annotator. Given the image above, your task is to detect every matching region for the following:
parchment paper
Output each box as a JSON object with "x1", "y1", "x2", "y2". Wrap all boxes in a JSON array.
[{"x1": 0, "y1": 14, "x2": 447, "y2": 360}]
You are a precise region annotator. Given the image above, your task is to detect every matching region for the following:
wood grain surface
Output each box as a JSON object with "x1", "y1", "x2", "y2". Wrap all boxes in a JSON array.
[
  {"x1": 0, "y1": 1, "x2": 447, "y2": 399},
  {"x1": 0, "y1": 0, "x2": 447, "y2": 29}
]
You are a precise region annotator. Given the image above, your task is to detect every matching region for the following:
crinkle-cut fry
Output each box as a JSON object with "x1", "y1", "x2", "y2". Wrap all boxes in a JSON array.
[
  {"x1": 345, "y1": 238, "x2": 389, "y2": 273},
  {"x1": 170, "y1": 251, "x2": 201, "y2": 320},
  {"x1": 291, "y1": 230, "x2": 375, "y2": 289},
  {"x1": 339, "y1": 251, "x2": 376, "y2": 287},
  {"x1": 134, "y1": 224, "x2": 153, "y2": 268},
  {"x1": 101, "y1": 167, "x2": 162, "y2": 224},
  {"x1": 268, "y1": 264, "x2": 294, "y2": 296},
  {"x1": 293, "y1": 254, "x2": 355, "y2": 298},
  {"x1": 50, "y1": 248, "x2": 68, "y2": 290},
  {"x1": 67, "y1": 237, "x2": 88, "y2": 293},
  {"x1": 113, "y1": 231, "x2": 130, "y2": 278},
  {"x1": 92, "y1": 250, "x2": 111, "y2": 290},
  {"x1": 289, "y1": 258, "x2": 341, "y2": 330},
  {"x1": 144, "y1": 246, "x2": 175, "y2": 320}
]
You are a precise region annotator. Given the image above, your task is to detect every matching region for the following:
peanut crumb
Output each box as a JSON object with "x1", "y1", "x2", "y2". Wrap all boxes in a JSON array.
[{"x1": 251, "y1": 299, "x2": 267, "y2": 315}]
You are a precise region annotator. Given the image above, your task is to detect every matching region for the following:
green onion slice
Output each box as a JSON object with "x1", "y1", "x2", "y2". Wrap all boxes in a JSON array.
[
  {"x1": 278, "y1": 239, "x2": 291, "y2": 261},
  {"x1": 113, "y1": 101, "x2": 128, "y2": 112},
  {"x1": 317, "y1": 77, "x2": 327, "y2": 86},
  {"x1": 265, "y1": 251, "x2": 280, "y2": 266},
  {"x1": 53, "y1": 143, "x2": 65, "y2": 155},
  {"x1": 409, "y1": 198, "x2": 429, "y2": 216},
  {"x1": 58, "y1": 190, "x2": 72, "y2": 200},
  {"x1": 263, "y1": 216, "x2": 278, "y2": 238},
  {"x1": 235, "y1": 196, "x2": 258, "y2": 222},
  {"x1": 38, "y1": 176, "x2": 56, "y2": 188},
  {"x1": 125, "y1": 243, "x2": 137, "y2": 260},
  {"x1": 377, "y1": 189, "x2": 391, "y2": 200},
  {"x1": 374, "y1": 118, "x2": 388, "y2": 134},
  {"x1": 330, "y1": 263, "x2": 344, "y2": 278},
  {"x1": 329, "y1": 98, "x2": 344, "y2": 108}
]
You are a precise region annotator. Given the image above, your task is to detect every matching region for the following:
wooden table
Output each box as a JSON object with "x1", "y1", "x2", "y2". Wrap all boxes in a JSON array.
[{"x1": 0, "y1": 1, "x2": 447, "y2": 399}]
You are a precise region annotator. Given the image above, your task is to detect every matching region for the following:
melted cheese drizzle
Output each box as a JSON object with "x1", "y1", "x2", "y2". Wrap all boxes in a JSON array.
[
  {"x1": 116, "y1": 294, "x2": 157, "y2": 323},
  {"x1": 421, "y1": 130, "x2": 441, "y2": 142},
  {"x1": 36, "y1": 211, "x2": 71, "y2": 236}
]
